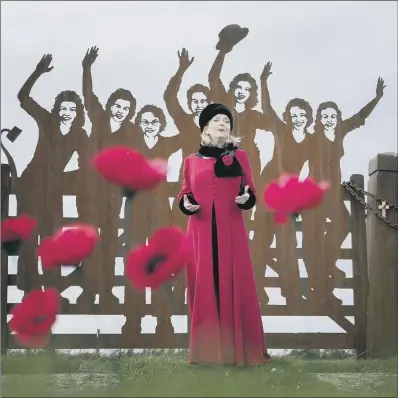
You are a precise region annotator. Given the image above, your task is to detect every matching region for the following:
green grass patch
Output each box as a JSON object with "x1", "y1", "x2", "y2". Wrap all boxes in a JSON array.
[{"x1": 1, "y1": 351, "x2": 397, "y2": 397}]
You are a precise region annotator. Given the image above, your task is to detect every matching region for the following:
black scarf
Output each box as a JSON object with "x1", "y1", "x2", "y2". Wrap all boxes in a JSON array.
[{"x1": 198, "y1": 144, "x2": 244, "y2": 178}]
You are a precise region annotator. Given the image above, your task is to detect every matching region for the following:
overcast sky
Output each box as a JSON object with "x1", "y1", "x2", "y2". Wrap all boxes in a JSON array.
[{"x1": 1, "y1": 1, "x2": 397, "y2": 343}]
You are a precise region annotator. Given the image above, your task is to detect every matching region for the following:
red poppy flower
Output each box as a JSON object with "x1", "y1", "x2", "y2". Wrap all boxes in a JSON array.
[
  {"x1": 9, "y1": 288, "x2": 61, "y2": 348},
  {"x1": 222, "y1": 155, "x2": 233, "y2": 166},
  {"x1": 91, "y1": 146, "x2": 167, "y2": 196},
  {"x1": 1, "y1": 213, "x2": 37, "y2": 255},
  {"x1": 126, "y1": 226, "x2": 192, "y2": 291},
  {"x1": 37, "y1": 224, "x2": 99, "y2": 269},
  {"x1": 263, "y1": 174, "x2": 329, "y2": 224}
]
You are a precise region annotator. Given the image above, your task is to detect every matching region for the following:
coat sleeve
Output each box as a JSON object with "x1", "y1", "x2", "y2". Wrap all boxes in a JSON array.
[
  {"x1": 236, "y1": 150, "x2": 257, "y2": 211},
  {"x1": 177, "y1": 156, "x2": 199, "y2": 216}
]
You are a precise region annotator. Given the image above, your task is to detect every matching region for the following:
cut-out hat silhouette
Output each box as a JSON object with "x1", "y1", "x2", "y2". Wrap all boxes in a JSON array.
[{"x1": 216, "y1": 24, "x2": 249, "y2": 53}]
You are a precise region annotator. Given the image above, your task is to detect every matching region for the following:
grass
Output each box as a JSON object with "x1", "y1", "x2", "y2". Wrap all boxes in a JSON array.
[{"x1": 1, "y1": 350, "x2": 397, "y2": 397}]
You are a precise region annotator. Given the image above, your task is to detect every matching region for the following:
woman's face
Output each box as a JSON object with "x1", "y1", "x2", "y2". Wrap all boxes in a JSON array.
[
  {"x1": 110, "y1": 98, "x2": 131, "y2": 122},
  {"x1": 59, "y1": 101, "x2": 77, "y2": 124},
  {"x1": 140, "y1": 111, "x2": 161, "y2": 138},
  {"x1": 320, "y1": 108, "x2": 338, "y2": 131},
  {"x1": 234, "y1": 80, "x2": 251, "y2": 104},
  {"x1": 205, "y1": 113, "x2": 231, "y2": 142},
  {"x1": 289, "y1": 106, "x2": 308, "y2": 130}
]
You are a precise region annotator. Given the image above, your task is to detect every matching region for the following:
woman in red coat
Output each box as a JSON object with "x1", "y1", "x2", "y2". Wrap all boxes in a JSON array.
[{"x1": 177, "y1": 103, "x2": 271, "y2": 366}]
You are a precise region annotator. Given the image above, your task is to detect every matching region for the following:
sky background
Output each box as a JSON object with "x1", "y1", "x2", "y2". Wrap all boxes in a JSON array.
[{"x1": 1, "y1": 1, "x2": 397, "y2": 352}]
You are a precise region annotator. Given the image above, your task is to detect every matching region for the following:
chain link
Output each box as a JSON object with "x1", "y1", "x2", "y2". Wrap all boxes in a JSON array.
[{"x1": 342, "y1": 180, "x2": 398, "y2": 229}]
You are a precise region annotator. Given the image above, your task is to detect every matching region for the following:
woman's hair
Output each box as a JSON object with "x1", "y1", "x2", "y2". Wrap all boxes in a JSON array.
[{"x1": 200, "y1": 131, "x2": 242, "y2": 148}]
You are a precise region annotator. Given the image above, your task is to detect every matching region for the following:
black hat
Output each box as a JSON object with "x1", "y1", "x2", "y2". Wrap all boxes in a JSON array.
[
  {"x1": 216, "y1": 24, "x2": 249, "y2": 53},
  {"x1": 199, "y1": 103, "x2": 234, "y2": 132}
]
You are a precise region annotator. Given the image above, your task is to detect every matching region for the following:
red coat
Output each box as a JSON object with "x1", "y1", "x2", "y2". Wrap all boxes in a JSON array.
[{"x1": 178, "y1": 149, "x2": 268, "y2": 366}]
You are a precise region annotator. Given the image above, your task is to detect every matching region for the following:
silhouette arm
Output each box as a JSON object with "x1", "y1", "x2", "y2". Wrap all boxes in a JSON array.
[
  {"x1": 253, "y1": 109, "x2": 272, "y2": 131},
  {"x1": 164, "y1": 133, "x2": 181, "y2": 154},
  {"x1": 82, "y1": 65, "x2": 104, "y2": 121},
  {"x1": 157, "y1": 134, "x2": 182, "y2": 159},
  {"x1": 341, "y1": 96, "x2": 381, "y2": 137},
  {"x1": 17, "y1": 69, "x2": 51, "y2": 122},
  {"x1": 260, "y1": 76, "x2": 284, "y2": 133},
  {"x1": 163, "y1": 67, "x2": 187, "y2": 121},
  {"x1": 208, "y1": 51, "x2": 228, "y2": 102}
]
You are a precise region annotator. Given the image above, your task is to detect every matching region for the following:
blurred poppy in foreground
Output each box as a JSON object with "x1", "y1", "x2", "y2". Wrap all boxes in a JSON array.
[
  {"x1": 263, "y1": 174, "x2": 329, "y2": 224},
  {"x1": 126, "y1": 226, "x2": 192, "y2": 290},
  {"x1": 91, "y1": 146, "x2": 168, "y2": 198},
  {"x1": 9, "y1": 288, "x2": 61, "y2": 348},
  {"x1": 1, "y1": 213, "x2": 37, "y2": 255},
  {"x1": 37, "y1": 224, "x2": 99, "y2": 269}
]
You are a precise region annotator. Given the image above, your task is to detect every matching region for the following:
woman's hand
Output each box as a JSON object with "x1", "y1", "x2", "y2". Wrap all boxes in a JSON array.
[
  {"x1": 235, "y1": 185, "x2": 250, "y2": 205},
  {"x1": 35, "y1": 54, "x2": 54, "y2": 74},
  {"x1": 83, "y1": 46, "x2": 99, "y2": 68},
  {"x1": 183, "y1": 195, "x2": 200, "y2": 212}
]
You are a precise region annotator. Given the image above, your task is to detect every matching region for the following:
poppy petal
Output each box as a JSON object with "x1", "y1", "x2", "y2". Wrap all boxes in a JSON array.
[
  {"x1": 9, "y1": 288, "x2": 60, "y2": 338},
  {"x1": 148, "y1": 157, "x2": 168, "y2": 176},
  {"x1": 126, "y1": 227, "x2": 191, "y2": 291},
  {"x1": 37, "y1": 224, "x2": 99, "y2": 269},
  {"x1": 151, "y1": 226, "x2": 186, "y2": 256},
  {"x1": 37, "y1": 237, "x2": 58, "y2": 269},
  {"x1": 126, "y1": 245, "x2": 156, "y2": 290},
  {"x1": 274, "y1": 212, "x2": 289, "y2": 224},
  {"x1": 264, "y1": 175, "x2": 329, "y2": 223},
  {"x1": 1, "y1": 213, "x2": 37, "y2": 242},
  {"x1": 91, "y1": 146, "x2": 167, "y2": 192},
  {"x1": 1, "y1": 214, "x2": 37, "y2": 254}
]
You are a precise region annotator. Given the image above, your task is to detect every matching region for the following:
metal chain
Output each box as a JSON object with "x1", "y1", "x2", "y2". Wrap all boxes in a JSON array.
[
  {"x1": 345, "y1": 180, "x2": 398, "y2": 210},
  {"x1": 342, "y1": 180, "x2": 398, "y2": 229}
]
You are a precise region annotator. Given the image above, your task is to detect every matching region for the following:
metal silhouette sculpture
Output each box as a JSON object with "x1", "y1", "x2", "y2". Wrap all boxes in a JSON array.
[{"x1": 1, "y1": 24, "x2": 386, "y2": 351}]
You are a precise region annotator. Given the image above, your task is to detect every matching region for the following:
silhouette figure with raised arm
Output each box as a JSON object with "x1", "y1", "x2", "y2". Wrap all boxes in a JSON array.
[
  {"x1": 260, "y1": 61, "x2": 315, "y2": 310},
  {"x1": 163, "y1": 48, "x2": 211, "y2": 161},
  {"x1": 208, "y1": 29, "x2": 274, "y2": 311},
  {"x1": 16, "y1": 54, "x2": 88, "y2": 296},
  {"x1": 208, "y1": 26, "x2": 271, "y2": 182},
  {"x1": 80, "y1": 46, "x2": 145, "y2": 313},
  {"x1": 303, "y1": 78, "x2": 387, "y2": 305}
]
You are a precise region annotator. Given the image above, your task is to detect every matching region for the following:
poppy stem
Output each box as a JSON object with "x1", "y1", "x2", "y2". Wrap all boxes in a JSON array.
[
  {"x1": 163, "y1": 280, "x2": 177, "y2": 314},
  {"x1": 292, "y1": 213, "x2": 300, "y2": 233},
  {"x1": 123, "y1": 196, "x2": 135, "y2": 254},
  {"x1": 122, "y1": 190, "x2": 177, "y2": 313}
]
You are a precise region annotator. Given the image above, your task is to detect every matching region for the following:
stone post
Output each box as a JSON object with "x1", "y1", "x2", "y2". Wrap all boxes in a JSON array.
[{"x1": 366, "y1": 152, "x2": 398, "y2": 358}]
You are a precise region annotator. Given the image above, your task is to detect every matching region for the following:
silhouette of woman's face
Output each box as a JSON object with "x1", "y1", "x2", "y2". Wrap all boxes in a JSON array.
[
  {"x1": 321, "y1": 108, "x2": 338, "y2": 131},
  {"x1": 289, "y1": 106, "x2": 308, "y2": 130},
  {"x1": 140, "y1": 112, "x2": 161, "y2": 138},
  {"x1": 190, "y1": 92, "x2": 208, "y2": 116},
  {"x1": 59, "y1": 101, "x2": 77, "y2": 124},
  {"x1": 111, "y1": 99, "x2": 131, "y2": 122},
  {"x1": 234, "y1": 81, "x2": 251, "y2": 104}
]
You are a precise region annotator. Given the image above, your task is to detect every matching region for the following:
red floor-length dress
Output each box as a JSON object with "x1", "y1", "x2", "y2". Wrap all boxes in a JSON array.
[{"x1": 177, "y1": 149, "x2": 268, "y2": 366}]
